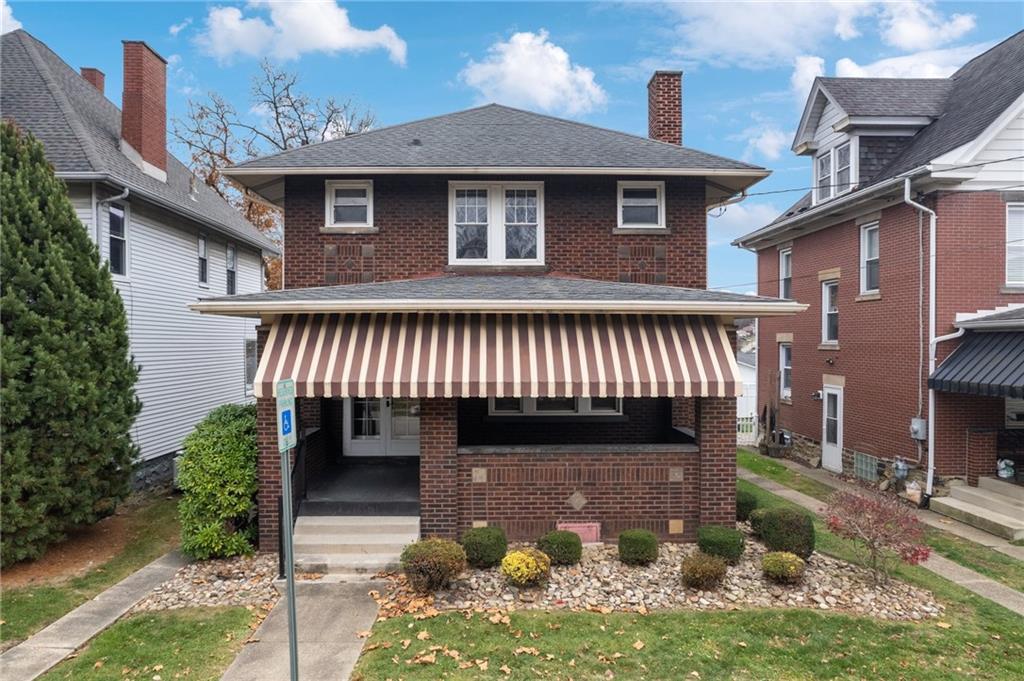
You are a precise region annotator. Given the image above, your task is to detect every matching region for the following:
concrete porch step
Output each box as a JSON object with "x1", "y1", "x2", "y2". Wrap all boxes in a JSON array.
[
  {"x1": 295, "y1": 516, "x2": 420, "y2": 535},
  {"x1": 930, "y1": 496, "x2": 1024, "y2": 541},
  {"x1": 299, "y1": 500, "x2": 420, "y2": 516},
  {"x1": 978, "y1": 476, "x2": 1024, "y2": 502},
  {"x1": 293, "y1": 515, "x2": 419, "y2": 575},
  {"x1": 294, "y1": 535, "x2": 417, "y2": 555},
  {"x1": 949, "y1": 484, "x2": 1024, "y2": 518},
  {"x1": 294, "y1": 553, "x2": 402, "y2": 575}
]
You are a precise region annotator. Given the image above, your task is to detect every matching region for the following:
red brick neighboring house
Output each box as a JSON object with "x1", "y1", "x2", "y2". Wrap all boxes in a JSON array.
[
  {"x1": 734, "y1": 32, "x2": 1024, "y2": 539},
  {"x1": 194, "y1": 72, "x2": 802, "y2": 561}
]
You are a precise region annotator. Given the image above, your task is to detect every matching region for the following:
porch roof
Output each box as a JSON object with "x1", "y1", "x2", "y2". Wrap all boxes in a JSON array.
[
  {"x1": 254, "y1": 312, "x2": 741, "y2": 400},
  {"x1": 929, "y1": 331, "x2": 1024, "y2": 398}
]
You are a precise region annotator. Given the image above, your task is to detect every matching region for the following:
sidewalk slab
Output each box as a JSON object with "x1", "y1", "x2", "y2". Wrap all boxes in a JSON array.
[
  {"x1": 221, "y1": 580, "x2": 378, "y2": 681},
  {"x1": 0, "y1": 551, "x2": 186, "y2": 681}
]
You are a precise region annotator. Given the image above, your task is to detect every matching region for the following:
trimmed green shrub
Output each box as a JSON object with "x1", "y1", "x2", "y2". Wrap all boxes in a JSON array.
[
  {"x1": 762, "y1": 551, "x2": 806, "y2": 584},
  {"x1": 1, "y1": 121, "x2": 140, "y2": 567},
  {"x1": 697, "y1": 526, "x2": 745, "y2": 565},
  {"x1": 460, "y1": 526, "x2": 507, "y2": 568},
  {"x1": 736, "y1": 488, "x2": 758, "y2": 521},
  {"x1": 501, "y1": 548, "x2": 551, "y2": 587},
  {"x1": 178, "y1": 404, "x2": 258, "y2": 559},
  {"x1": 748, "y1": 508, "x2": 769, "y2": 537},
  {"x1": 537, "y1": 530, "x2": 583, "y2": 565},
  {"x1": 400, "y1": 538, "x2": 467, "y2": 592},
  {"x1": 618, "y1": 529, "x2": 658, "y2": 566},
  {"x1": 760, "y1": 507, "x2": 816, "y2": 559},
  {"x1": 681, "y1": 552, "x2": 727, "y2": 589}
]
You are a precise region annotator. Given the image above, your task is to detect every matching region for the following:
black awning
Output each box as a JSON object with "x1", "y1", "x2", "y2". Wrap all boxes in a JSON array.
[{"x1": 929, "y1": 331, "x2": 1024, "y2": 398}]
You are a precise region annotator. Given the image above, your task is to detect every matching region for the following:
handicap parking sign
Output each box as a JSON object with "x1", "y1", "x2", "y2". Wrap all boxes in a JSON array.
[{"x1": 276, "y1": 378, "x2": 297, "y2": 452}]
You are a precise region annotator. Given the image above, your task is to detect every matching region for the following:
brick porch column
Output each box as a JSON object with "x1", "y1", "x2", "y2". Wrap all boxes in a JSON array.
[
  {"x1": 966, "y1": 429, "x2": 998, "y2": 486},
  {"x1": 697, "y1": 396, "x2": 737, "y2": 527},
  {"x1": 419, "y1": 398, "x2": 458, "y2": 538},
  {"x1": 255, "y1": 324, "x2": 281, "y2": 551}
]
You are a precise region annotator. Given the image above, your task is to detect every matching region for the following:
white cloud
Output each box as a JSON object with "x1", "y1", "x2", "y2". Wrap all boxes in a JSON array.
[
  {"x1": 707, "y1": 201, "x2": 782, "y2": 247},
  {"x1": 1, "y1": 0, "x2": 22, "y2": 34},
  {"x1": 790, "y1": 55, "x2": 825, "y2": 106},
  {"x1": 836, "y1": 42, "x2": 991, "y2": 78},
  {"x1": 878, "y1": 1, "x2": 975, "y2": 51},
  {"x1": 460, "y1": 30, "x2": 607, "y2": 116},
  {"x1": 169, "y1": 17, "x2": 193, "y2": 37},
  {"x1": 728, "y1": 117, "x2": 791, "y2": 161},
  {"x1": 196, "y1": 0, "x2": 407, "y2": 65}
]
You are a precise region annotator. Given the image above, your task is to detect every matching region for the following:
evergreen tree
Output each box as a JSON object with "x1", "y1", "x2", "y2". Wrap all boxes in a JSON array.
[{"x1": 1, "y1": 120, "x2": 141, "y2": 567}]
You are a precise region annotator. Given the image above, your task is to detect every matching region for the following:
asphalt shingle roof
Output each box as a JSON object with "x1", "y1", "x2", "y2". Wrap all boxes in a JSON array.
[
  {"x1": 0, "y1": 30, "x2": 277, "y2": 254},
  {"x1": 231, "y1": 104, "x2": 764, "y2": 172},
  {"x1": 817, "y1": 77, "x2": 953, "y2": 118}
]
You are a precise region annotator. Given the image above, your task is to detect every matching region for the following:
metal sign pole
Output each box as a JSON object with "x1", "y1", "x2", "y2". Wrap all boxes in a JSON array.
[{"x1": 276, "y1": 378, "x2": 300, "y2": 681}]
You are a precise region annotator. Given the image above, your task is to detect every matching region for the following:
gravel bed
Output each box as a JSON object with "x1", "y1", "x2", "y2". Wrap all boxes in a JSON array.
[
  {"x1": 132, "y1": 553, "x2": 279, "y2": 612},
  {"x1": 434, "y1": 529, "x2": 943, "y2": 622}
]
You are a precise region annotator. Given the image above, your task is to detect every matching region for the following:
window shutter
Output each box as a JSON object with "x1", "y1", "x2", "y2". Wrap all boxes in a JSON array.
[{"x1": 1008, "y1": 205, "x2": 1024, "y2": 285}]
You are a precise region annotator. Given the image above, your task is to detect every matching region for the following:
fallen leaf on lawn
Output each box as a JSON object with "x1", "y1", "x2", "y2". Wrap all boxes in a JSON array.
[
  {"x1": 459, "y1": 661, "x2": 474, "y2": 669},
  {"x1": 410, "y1": 652, "x2": 436, "y2": 665},
  {"x1": 514, "y1": 646, "x2": 541, "y2": 656},
  {"x1": 569, "y1": 659, "x2": 576, "y2": 667},
  {"x1": 489, "y1": 613, "x2": 510, "y2": 625},
  {"x1": 500, "y1": 664, "x2": 512, "y2": 675},
  {"x1": 477, "y1": 659, "x2": 489, "y2": 671},
  {"x1": 737, "y1": 641, "x2": 748, "y2": 647},
  {"x1": 94, "y1": 661, "x2": 104, "y2": 669},
  {"x1": 357, "y1": 630, "x2": 372, "y2": 638},
  {"x1": 991, "y1": 634, "x2": 1002, "y2": 640},
  {"x1": 633, "y1": 640, "x2": 645, "y2": 650},
  {"x1": 612, "y1": 652, "x2": 624, "y2": 659},
  {"x1": 401, "y1": 639, "x2": 411, "y2": 650},
  {"x1": 416, "y1": 630, "x2": 431, "y2": 640},
  {"x1": 364, "y1": 642, "x2": 393, "y2": 652},
  {"x1": 936, "y1": 622, "x2": 952, "y2": 629},
  {"x1": 153, "y1": 665, "x2": 163, "y2": 671},
  {"x1": 443, "y1": 648, "x2": 461, "y2": 660}
]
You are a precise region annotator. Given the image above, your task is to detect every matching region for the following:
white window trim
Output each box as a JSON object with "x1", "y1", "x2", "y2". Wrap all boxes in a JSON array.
[
  {"x1": 107, "y1": 201, "x2": 129, "y2": 279},
  {"x1": 488, "y1": 397, "x2": 623, "y2": 416},
  {"x1": 324, "y1": 180, "x2": 374, "y2": 231},
  {"x1": 812, "y1": 138, "x2": 857, "y2": 206},
  {"x1": 448, "y1": 181, "x2": 545, "y2": 266},
  {"x1": 1007, "y1": 203, "x2": 1024, "y2": 286},
  {"x1": 859, "y1": 222, "x2": 879, "y2": 294},
  {"x1": 779, "y1": 343, "x2": 792, "y2": 402},
  {"x1": 821, "y1": 280, "x2": 839, "y2": 344},
  {"x1": 778, "y1": 247, "x2": 792, "y2": 298},
  {"x1": 617, "y1": 180, "x2": 666, "y2": 229},
  {"x1": 197, "y1": 233, "x2": 209, "y2": 288}
]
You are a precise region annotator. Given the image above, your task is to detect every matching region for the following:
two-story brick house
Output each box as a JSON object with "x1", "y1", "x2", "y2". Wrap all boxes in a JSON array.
[
  {"x1": 735, "y1": 32, "x2": 1024, "y2": 539},
  {"x1": 195, "y1": 72, "x2": 803, "y2": 572}
]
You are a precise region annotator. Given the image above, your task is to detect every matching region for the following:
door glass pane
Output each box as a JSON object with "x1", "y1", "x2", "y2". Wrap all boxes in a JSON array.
[
  {"x1": 826, "y1": 417, "x2": 838, "y2": 444},
  {"x1": 391, "y1": 399, "x2": 420, "y2": 440},
  {"x1": 825, "y1": 393, "x2": 838, "y2": 444},
  {"x1": 352, "y1": 398, "x2": 381, "y2": 439}
]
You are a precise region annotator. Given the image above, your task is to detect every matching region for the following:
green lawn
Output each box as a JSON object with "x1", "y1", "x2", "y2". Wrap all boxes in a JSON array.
[
  {"x1": 737, "y1": 448, "x2": 1024, "y2": 593},
  {"x1": 39, "y1": 607, "x2": 253, "y2": 681},
  {"x1": 1, "y1": 495, "x2": 181, "y2": 645},
  {"x1": 354, "y1": 479, "x2": 1024, "y2": 680}
]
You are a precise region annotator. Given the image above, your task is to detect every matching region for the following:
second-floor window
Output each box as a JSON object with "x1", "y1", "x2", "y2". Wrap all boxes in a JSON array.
[
  {"x1": 449, "y1": 182, "x2": 544, "y2": 265},
  {"x1": 821, "y1": 280, "x2": 839, "y2": 344},
  {"x1": 860, "y1": 222, "x2": 879, "y2": 294},
  {"x1": 1007, "y1": 203, "x2": 1024, "y2": 286},
  {"x1": 815, "y1": 141, "x2": 852, "y2": 203},
  {"x1": 617, "y1": 181, "x2": 665, "y2": 229},
  {"x1": 779, "y1": 343, "x2": 792, "y2": 401},
  {"x1": 108, "y1": 203, "x2": 127, "y2": 276},
  {"x1": 779, "y1": 247, "x2": 792, "y2": 298},
  {"x1": 226, "y1": 243, "x2": 237, "y2": 295},
  {"x1": 198, "y1": 234, "x2": 208, "y2": 285},
  {"x1": 325, "y1": 180, "x2": 373, "y2": 230}
]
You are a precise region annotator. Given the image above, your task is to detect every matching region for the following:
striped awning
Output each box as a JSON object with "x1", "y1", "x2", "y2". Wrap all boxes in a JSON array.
[{"x1": 254, "y1": 313, "x2": 741, "y2": 399}]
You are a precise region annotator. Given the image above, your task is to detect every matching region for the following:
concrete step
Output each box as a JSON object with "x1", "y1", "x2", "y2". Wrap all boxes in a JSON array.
[
  {"x1": 930, "y1": 496, "x2": 1024, "y2": 541},
  {"x1": 300, "y1": 500, "x2": 420, "y2": 516},
  {"x1": 294, "y1": 553, "x2": 401, "y2": 575},
  {"x1": 978, "y1": 476, "x2": 1024, "y2": 502},
  {"x1": 295, "y1": 516, "x2": 419, "y2": 535},
  {"x1": 950, "y1": 485, "x2": 1024, "y2": 518},
  {"x1": 293, "y1": 515, "x2": 418, "y2": 575},
  {"x1": 294, "y1": 534, "x2": 417, "y2": 555}
]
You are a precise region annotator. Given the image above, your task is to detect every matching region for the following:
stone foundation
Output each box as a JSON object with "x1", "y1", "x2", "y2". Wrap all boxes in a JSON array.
[{"x1": 131, "y1": 450, "x2": 176, "y2": 491}]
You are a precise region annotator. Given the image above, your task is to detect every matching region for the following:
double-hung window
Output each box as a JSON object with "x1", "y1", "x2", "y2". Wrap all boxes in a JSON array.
[
  {"x1": 449, "y1": 182, "x2": 543, "y2": 265},
  {"x1": 1007, "y1": 203, "x2": 1024, "y2": 286},
  {"x1": 815, "y1": 152, "x2": 832, "y2": 202},
  {"x1": 244, "y1": 338, "x2": 257, "y2": 394},
  {"x1": 489, "y1": 397, "x2": 623, "y2": 416},
  {"x1": 814, "y1": 141, "x2": 853, "y2": 203},
  {"x1": 860, "y1": 222, "x2": 879, "y2": 294},
  {"x1": 779, "y1": 248, "x2": 792, "y2": 298},
  {"x1": 821, "y1": 280, "x2": 839, "y2": 344},
  {"x1": 617, "y1": 181, "x2": 665, "y2": 229},
  {"x1": 325, "y1": 180, "x2": 373, "y2": 230},
  {"x1": 108, "y1": 203, "x2": 127, "y2": 276},
  {"x1": 779, "y1": 343, "x2": 792, "y2": 401},
  {"x1": 197, "y1": 234, "x2": 208, "y2": 285},
  {"x1": 226, "y1": 244, "x2": 237, "y2": 295}
]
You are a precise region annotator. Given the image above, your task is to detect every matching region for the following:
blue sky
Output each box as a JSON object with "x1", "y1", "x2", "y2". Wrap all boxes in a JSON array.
[{"x1": 3, "y1": 1, "x2": 1021, "y2": 289}]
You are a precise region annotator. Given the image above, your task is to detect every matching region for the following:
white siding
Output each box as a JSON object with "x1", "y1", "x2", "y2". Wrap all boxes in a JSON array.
[
  {"x1": 67, "y1": 182, "x2": 95, "y2": 242},
  {"x1": 959, "y1": 111, "x2": 1024, "y2": 189},
  {"x1": 813, "y1": 99, "x2": 849, "y2": 153}
]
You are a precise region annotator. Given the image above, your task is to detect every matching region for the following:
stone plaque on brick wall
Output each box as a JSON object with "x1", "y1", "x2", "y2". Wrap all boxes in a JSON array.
[{"x1": 566, "y1": 490, "x2": 588, "y2": 510}]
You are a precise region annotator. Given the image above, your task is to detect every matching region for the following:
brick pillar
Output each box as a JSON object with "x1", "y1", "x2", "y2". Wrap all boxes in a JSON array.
[
  {"x1": 672, "y1": 397, "x2": 696, "y2": 429},
  {"x1": 697, "y1": 396, "x2": 737, "y2": 527},
  {"x1": 255, "y1": 324, "x2": 282, "y2": 551},
  {"x1": 965, "y1": 429, "x2": 998, "y2": 486},
  {"x1": 419, "y1": 398, "x2": 458, "y2": 538}
]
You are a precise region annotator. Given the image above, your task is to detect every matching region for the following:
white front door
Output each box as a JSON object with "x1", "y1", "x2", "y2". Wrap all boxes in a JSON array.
[
  {"x1": 821, "y1": 385, "x2": 843, "y2": 473},
  {"x1": 343, "y1": 398, "x2": 421, "y2": 456}
]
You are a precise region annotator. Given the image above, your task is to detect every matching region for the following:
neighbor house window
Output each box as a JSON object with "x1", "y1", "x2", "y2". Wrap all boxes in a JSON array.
[
  {"x1": 835, "y1": 142, "x2": 852, "y2": 193},
  {"x1": 779, "y1": 343, "x2": 792, "y2": 401},
  {"x1": 488, "y1": 397, "x2": 623, "y2": 416},
  {"x1": 244, "y1": 338, "x2": 257, "y2": 394},
  {"x1": 197, "y1": 234, "x2": 208, "y2": 285},
  {"x1": 325, "y1": 180, "x2": 373, "y2": 229},
  {"x1": 226, "y1": 243, "x2": 237, "y2": 295},
  {"x1": 449, "y1": 182, "x2": 543, "y2": 265},
  {"x1": 814, "y1": 141, "x2": 853, "y2": 204},
  {"x1": 860, "y1": 222, "x2": 879, "y2": 293},
  {"x1": 779, "y1": 248, "x2": 792, "y2": 298},
  {"x1": 108, "y1": 203, "x2": 127, "y2": 276},
  {"x1": 1007, "y1": 203, "x2": 1024, "y2": 286},
  {"x1": 815, "y1": 152, "x2": 832, "y2": 202},
  {"x1": 821, "y1": 280, "x2": 839, "y2": 343},
  {"x1": 617, "y1": 181, "x2": 665, "y2": 229}
]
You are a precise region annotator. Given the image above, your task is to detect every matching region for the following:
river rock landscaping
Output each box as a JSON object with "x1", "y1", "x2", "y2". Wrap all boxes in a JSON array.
[{"x1": 132, "y1": 553, "x2": 279, "y2": 612}]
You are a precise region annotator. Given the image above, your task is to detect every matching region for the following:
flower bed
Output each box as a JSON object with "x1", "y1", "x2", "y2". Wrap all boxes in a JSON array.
[{"x1": 133, "y1": 553, "x2": 279, "y2": 613}]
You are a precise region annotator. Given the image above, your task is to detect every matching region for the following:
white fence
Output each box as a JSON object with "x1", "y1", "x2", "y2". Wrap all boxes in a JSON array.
[{"x1": 737, "y1": 381, "x2": 758, "y2": 445}]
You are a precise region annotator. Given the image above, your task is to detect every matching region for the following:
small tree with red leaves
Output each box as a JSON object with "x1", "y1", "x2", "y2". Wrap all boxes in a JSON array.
[{"x1": 825, "y1": 490, "x2": 930, "y2": 583}]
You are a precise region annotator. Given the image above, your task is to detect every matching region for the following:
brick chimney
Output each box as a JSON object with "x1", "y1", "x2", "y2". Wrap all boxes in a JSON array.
[
  {"x1": 121, "y1": 41, "x2": 167, "y2": 177},
  {"x1": 80, "y1": 67, "x2": 105, "y2": 95},
  {"x1": 647, "y1": 70, "x2": 683, "y2": 146}
]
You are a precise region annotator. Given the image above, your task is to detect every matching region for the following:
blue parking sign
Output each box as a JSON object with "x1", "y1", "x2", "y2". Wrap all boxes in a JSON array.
[{"x1": 276, "y1": 378, "x2": 297, "y2": 452}]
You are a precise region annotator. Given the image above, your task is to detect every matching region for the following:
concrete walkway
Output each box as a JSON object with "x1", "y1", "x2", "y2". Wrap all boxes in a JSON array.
[
  {"x1": 221, "y1": 581, "x2": 379, "y2": 681},
  {"x1": 0, "y1": 551, "x2": 187, "y2": 681},
  {"x1": 738, "y1": 468, "x2": 1024, "y2": 617}
]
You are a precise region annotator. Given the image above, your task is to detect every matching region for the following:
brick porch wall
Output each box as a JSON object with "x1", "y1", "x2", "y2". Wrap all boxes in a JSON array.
[
  {"x1": 697, "y1": 396, "x2": 738, "y2": 526},
  {"x1": 966, "y1": 430, "x2": 999, "y2": 486},
  {"x1": 934, "y1": 392, "x2": 1004, "y2": 482},
  {"x1": 419, "y1": 398, "x2": 459, "y2": 537}
]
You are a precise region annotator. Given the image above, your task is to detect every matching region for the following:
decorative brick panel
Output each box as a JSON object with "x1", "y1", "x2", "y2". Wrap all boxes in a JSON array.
[
  {"x1": 617, "y1": 244, "x2": 667, "y2": 284},
  {"x1": 697, "y1": 396, "x2": 737, "y2": 526},
  {"x1": 324, "y1": 243, "x2": 375, "y2": 284},
  {"x1": 419, "y1": 398, "x2": 459, "y2": 538},
  {"x1": 647, "y1": 71, "x2": 683, "y2": 146},
  {"x1": 121, "y1": 41, "x2": 166, "y2": 172}
]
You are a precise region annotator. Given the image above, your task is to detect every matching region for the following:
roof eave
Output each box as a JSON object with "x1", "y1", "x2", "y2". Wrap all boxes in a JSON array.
[{"x1": 222, "y1": 165, "x2": 768, "y2": 178}]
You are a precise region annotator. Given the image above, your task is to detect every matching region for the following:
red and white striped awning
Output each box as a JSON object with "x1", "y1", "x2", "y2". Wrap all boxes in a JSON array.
[{"x1": 254, "y1": 313, "x2": 741, "y2": 399}]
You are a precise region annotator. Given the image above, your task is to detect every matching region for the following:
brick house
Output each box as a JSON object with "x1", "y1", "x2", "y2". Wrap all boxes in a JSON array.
[
  {"x1": 734, "y1": 32, "x2": 1024, "y2": 539},
  {"x1": 194, "y1": 72, "x2": 802, "y2": 571}
]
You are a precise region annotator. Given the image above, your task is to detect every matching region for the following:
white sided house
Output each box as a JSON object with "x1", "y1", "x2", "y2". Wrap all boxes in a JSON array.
[{"x1": 1, "y1": 30, "x2": 279, "y2": 486}]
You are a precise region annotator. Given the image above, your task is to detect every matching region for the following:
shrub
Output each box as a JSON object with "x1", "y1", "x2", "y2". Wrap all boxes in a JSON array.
[
  {"x1": 537, "y1": 530, "x2": 583, "y2": 565},
  {"x1": 736, "y1": 489, "x2": 758, "y2": 521},
  {"x1": 401, "y1": 539, "x2": 467, "y2": 592},
  {"x1": 759, "y1": 507, "x2": 816, "y2": 559},
  {"x1": 501, "y1": 548, "x2": 551, "y2": 587},
  {"x1": 618, "y1": 529, "x2": 658, "y2": 566},
  {"x1": 1, "y1": 121, "x2": 140, "y2": 567},
  {"x1": 748, "y1": 508, "x2": 769, "y2": 537},
  {"x1": 697, "y1": 526, "x2": 745, "y2": 565},
  {"x1": 460, "y1": 526, "x2": 507, "y2": 568},
  {"x1": 680, "y1": 552, "x2": 728, "y2": 589},
  {"x1": 762, "y1": 551, "x2": 806, "y2": 584},
  {"x1": 178, "y1": 404, "x2": 258, "y2": 560},
  {"x1": 826, "y1": 490, "x2": 930, "y2": 583}
]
